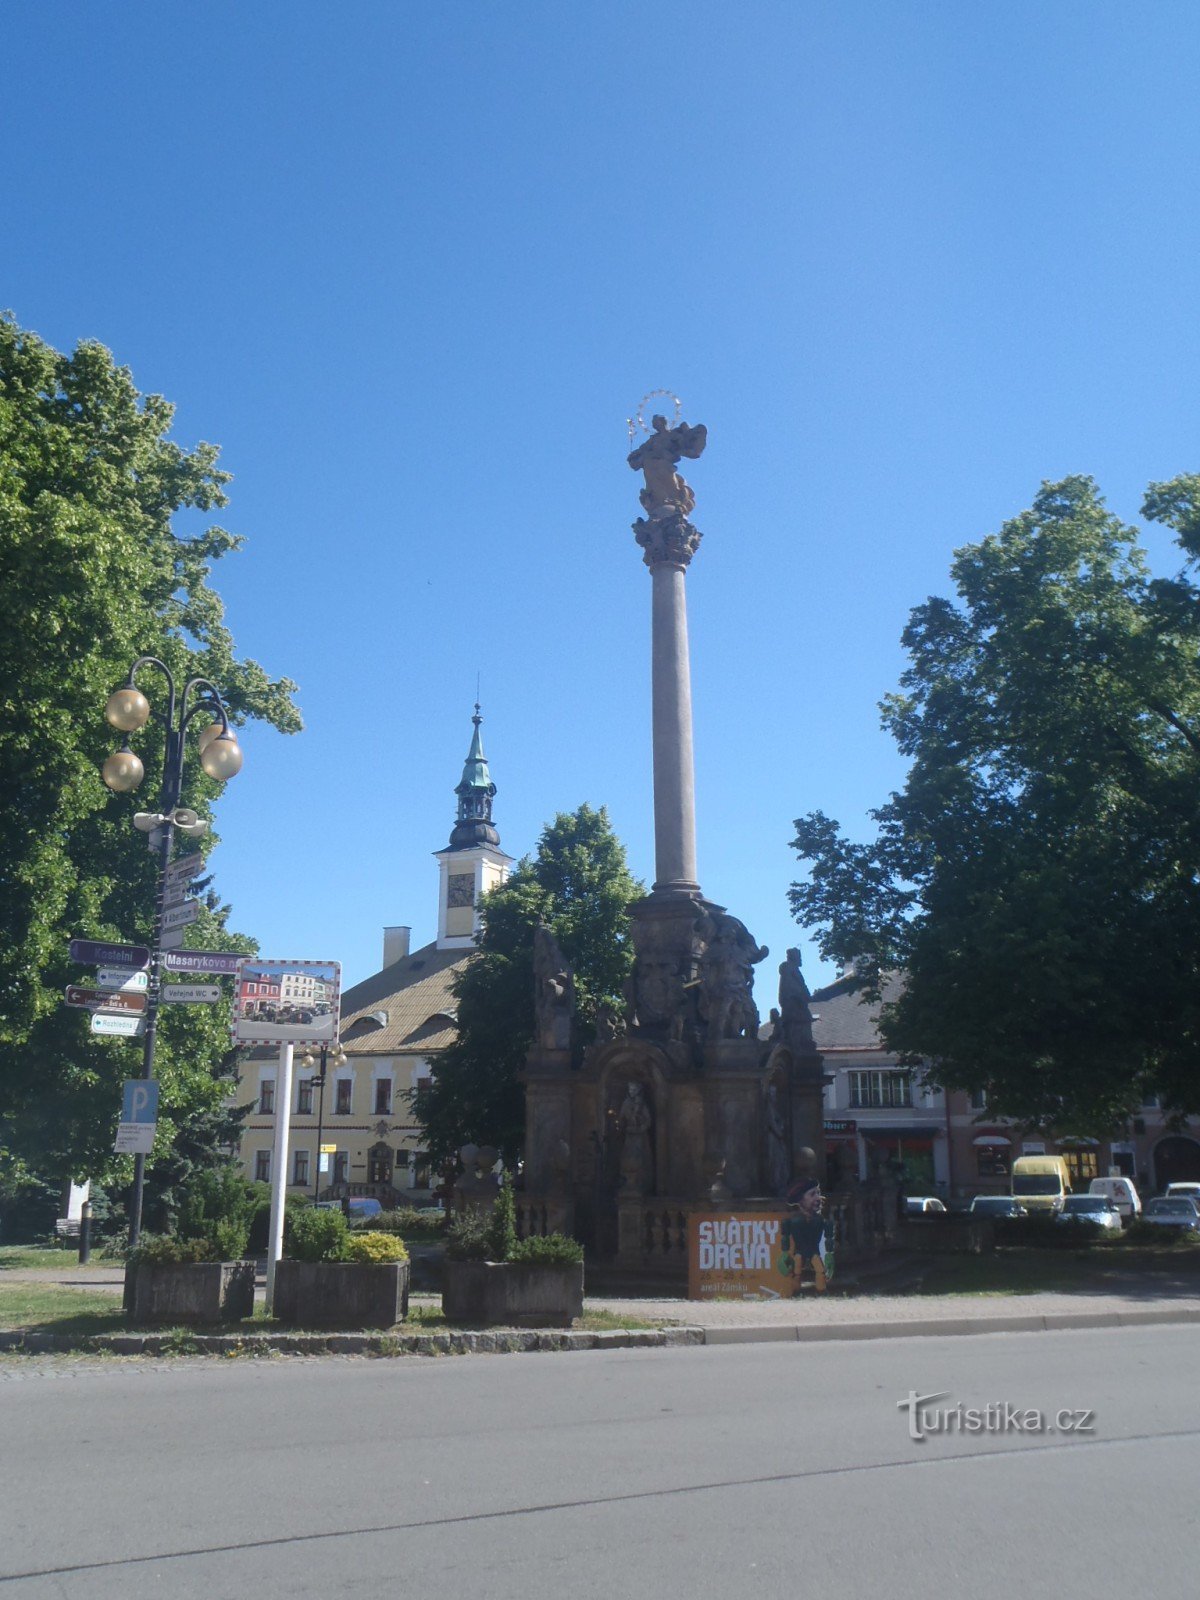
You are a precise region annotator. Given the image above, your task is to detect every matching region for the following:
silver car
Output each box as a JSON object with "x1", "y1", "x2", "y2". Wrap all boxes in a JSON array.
[
  {"x1": 1055, "y1": 1195, "x2": 1123, "y2": 1233},
  {"x1": 1141, "y1": 1197, "x2": 1200, "y2": 1231}
]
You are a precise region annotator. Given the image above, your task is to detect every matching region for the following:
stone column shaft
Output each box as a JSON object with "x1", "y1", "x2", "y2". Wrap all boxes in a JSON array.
[{"x1": 650, "y1": 561, "x2": 699, "y2": 893}]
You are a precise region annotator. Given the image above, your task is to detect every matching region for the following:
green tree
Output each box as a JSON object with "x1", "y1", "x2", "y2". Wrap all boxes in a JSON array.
[
  {"x1": 0, "y1": 313, "x2": 300, "y2": 1195},
  {"x1": 417, "y1": 804, "x2": 643, "y2": 1165},
  {"x1": 790, "y1": 474, "x2": 1200, "y2": 1131}
]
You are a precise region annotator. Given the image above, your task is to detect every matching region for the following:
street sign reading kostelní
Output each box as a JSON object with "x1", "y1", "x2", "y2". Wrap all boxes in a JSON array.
[
  {"x1": 687, "y1": 1195, "x2": 834, "y2": 1300},
  {"x1": 69, "y1": 939, "x2": 150, "y2": 969},
  {"x1": 232, "y1": 960, "x2": 341, "y2": 1047}
]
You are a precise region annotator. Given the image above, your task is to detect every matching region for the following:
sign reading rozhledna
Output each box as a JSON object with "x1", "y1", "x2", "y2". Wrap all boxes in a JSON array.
[
  {"x1": 687, "y1": 1197, "x2": 834, "y2": 1301},
  {"x1": 232, "y1": 959, "x2": 341, "y2": 1048}
]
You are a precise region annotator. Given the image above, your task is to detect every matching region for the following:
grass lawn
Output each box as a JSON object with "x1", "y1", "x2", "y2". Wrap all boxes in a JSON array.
[
  {"x1": 0, "y1": 1246, "x2": 104, "y2": 1271},
  {"x1": 916, "y1": 1238, "x2": 1200, "y2": 1297},
  {"x1": 0, "y1": 1283, "x2": 126, "y2": 1334},
  {"x1": 0, "y1": 1284, "x2": 662, "y2": 1340}
]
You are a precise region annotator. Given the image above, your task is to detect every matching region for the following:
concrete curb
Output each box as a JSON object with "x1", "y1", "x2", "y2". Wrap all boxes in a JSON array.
[
  {"x1": 0, "y1": 1326, "x2": 706, "y2": 1358},
  {"x1": 2, "y1": 1305, "x2": 1197, "y2": 1358},
  {"x1": 705, "y1": 1306, "x2": 1200, "y2": 1344}
]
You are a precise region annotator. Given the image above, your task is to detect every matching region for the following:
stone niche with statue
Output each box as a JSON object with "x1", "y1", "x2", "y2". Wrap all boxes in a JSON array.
[{"x1": 518, "y1": 405, "x2": 827, "y2": 1282}]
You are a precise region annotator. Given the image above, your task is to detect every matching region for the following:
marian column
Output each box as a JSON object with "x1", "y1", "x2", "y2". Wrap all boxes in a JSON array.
[{"x1": 628, "y1": 413, "x2": 708, "y2": 897}]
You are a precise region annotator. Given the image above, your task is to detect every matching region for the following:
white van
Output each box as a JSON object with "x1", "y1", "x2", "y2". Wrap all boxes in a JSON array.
[{"x1": 1088, "y1": 1176, "x2": 1140, "y2": 1223}]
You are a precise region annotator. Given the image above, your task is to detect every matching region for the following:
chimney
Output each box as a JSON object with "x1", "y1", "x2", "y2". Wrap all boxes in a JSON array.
[{"x1": 383, "y1": 926, "x2": 411, "y2": 968}]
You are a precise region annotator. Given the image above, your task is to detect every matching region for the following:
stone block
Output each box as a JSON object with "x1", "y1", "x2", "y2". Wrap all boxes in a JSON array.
[
  {"x1": 126, "y1": 1260, "x2": 255, "y2": 1325},
  {"x1": 272, "y1": 1260, "x2": 409, "y2": 1328},
  {"x1": 442, "y1": 1260, "x2": 584, "y2": 1328}
]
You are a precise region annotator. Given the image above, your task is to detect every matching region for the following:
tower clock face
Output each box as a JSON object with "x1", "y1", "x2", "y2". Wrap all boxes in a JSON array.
[{"x1": 447, "y1": 872, "x2": 475, "y2": 909}]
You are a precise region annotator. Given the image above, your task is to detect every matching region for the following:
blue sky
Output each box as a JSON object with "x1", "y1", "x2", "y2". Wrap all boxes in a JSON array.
[{"x1": 4, "y1": 1, "x2": 1199, "y2": 995}]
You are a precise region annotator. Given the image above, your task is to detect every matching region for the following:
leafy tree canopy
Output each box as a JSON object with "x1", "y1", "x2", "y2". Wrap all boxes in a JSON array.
[
  {"x1": 417, "y1": 804, "x2": 643, "y2": 1166},
  {"x1": 790, "y1": 473, "x2": 1200, "y2": 1132},
  {"x1": 0, "y1": 313, "x2": 300, "y2": 1195}
]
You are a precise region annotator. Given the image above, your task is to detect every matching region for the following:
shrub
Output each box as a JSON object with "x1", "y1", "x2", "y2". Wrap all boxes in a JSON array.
[
  {"x1": 212, "y1": 1218, "x2": 251, "y2": 1260},
  {"x1": 487, "y1": 1173, "x2": 518, "y2": 1262},
  {"x1": 509, "y1": 1232, "x2": 584, "y2": 1266},
  {"x1": 342, "y1": 1231, "x2": 409, "y2": 1265},
  {"x1": 446, "y1": 1208, "x2": 491, "y2": 1261},
  {"x1": 130, "y1": 1234, "x2": 217, "y2": 1265},
  {"x1": 174, "y1": 1168, "x2": 256, "y2": 1258},
  {"x1": 246, "y1": 1188, "x2": 310, "y2": 1253},
  {"x1": 363, "y1": 1207, "x2": 445, "y2": 1237},
  {"x1": 286, "y1": 1205, "x2": 349, "y2": 1263},
  {"x1": 998, "y1": 1215, "x2": 1098, "y2": 1248}
]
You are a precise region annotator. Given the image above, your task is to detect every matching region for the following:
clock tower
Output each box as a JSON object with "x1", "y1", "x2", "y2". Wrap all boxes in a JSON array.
[{"x1": 434, "y1": 705, "x2": 513, "y2": 950}]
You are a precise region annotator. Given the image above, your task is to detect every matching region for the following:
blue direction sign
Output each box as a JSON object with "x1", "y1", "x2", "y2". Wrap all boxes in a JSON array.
[
  {"x1": 121, "y1": 1080, "x2": 160, "y2": 1124},
  {"x1": 70, "y1": 939, "x2": 150, "y2": 969}
]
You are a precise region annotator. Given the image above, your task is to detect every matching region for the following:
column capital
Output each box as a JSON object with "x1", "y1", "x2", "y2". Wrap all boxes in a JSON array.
[{"x1": 634, "y1": 513, "x2": 703, "y2": 571}]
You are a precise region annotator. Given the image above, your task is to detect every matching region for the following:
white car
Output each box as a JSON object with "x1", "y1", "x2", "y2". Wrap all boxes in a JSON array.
[
  {"x1": 1055, "y1": 1195, "x2": 1123, "y2": 1233},
  {"x1": 1164, "y1": 1182, "x2": 1200, "y2": 1206},
  {"x1": 904, "y1": 1197, "x2": 947, "y2": 1215}
]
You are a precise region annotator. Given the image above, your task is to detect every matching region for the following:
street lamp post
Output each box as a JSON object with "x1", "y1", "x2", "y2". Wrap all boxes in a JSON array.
[
  {"x1": 101, "y1": 655, "x2": 243, "y2": 1251},
  {"x1": 301, "y1": 1042, "x2": 347, "y2": 1204}
]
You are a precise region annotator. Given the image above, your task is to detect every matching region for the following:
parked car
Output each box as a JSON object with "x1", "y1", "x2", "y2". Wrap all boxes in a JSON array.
[
  {"x1": 905, "y1": 1197, "x2": 947, "y2": 1215},
  {"x1": 346, "y1": 1197, "x2": 383, "y2": 1221},
  {"x1": 1164, "y1": 1182, "x2": 1200, "y2": 1205},
  {"x1": 1141, "y1": 1197, "x2": 1200, "y2": 1231},
  {"x1": 1088, "y1": 1176, "x2": 1141, "y2": 1223},
  {"x1": 1055, "y1": 1195, "x2": 1123, "y2": 1233},
  {"x1": 969, "y1": 1195, "x2": 1028, "y2": 1218}
]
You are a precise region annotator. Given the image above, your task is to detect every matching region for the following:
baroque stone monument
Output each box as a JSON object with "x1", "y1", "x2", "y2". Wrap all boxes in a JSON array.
[{"x1": 520, "y1": 401, "x2": 827, "y2": 1278}]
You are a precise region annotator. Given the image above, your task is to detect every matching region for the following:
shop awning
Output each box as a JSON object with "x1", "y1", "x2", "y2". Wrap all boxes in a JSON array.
[{"x1": 972, "y1": 1135, "x2": 1012, "y2": 1147}]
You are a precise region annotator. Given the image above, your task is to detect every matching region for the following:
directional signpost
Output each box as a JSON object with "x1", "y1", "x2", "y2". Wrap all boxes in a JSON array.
[
  {"x1": 163, "y1": 950, "x2": 244, "y2": 975},
  {"x1": 161, "y1": 899, "x2": 200, "y2": 933},
  {"x1": 98, "y1": 968, "x2": 149, "y2": 992},
  {"x1": 65, "y1": 985, "x2": 147, "y2": 1014},
  {"x1": 164, "y1": 853, "x2": 205, "y2": 885},
  {"x1": 94, "y1": 1013, "x2": 146, "y2": 1039},
  {"x1": 160, "y1": 985, "x2": 221, "y2": 1005},
  {"x1": 69, "y1": 939, "x2": 150, "y2": 970}
]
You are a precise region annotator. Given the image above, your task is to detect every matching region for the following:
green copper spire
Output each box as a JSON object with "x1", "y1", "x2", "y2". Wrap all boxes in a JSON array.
[{"x1": 449, "y1": 703, "x2": 499, "y2": 849}]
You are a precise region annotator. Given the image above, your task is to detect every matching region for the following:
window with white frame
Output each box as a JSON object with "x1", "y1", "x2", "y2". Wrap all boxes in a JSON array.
[
  {"x1": 335, "y1": 1078, "x2": 352, "y2": 1115},
  {"x1": 297, "y1": 1079, "x2": 314, "y2": 1115},
  {"x1": 848, "y1": 1070, "x2": 912, "y2": 1109},
  {"x1": 374, "y1": 1077, "x2": 393, "y2": 1115},
  {"x1": 254, "y1": 1149, "x2": 270, "y2": 1182},
  {"x1": 293, "y1": 1149, "x2": 310, "y2": 1185},
  {"x1": 258, "y1": 1078, "x2": 275, "y2": 1115}
]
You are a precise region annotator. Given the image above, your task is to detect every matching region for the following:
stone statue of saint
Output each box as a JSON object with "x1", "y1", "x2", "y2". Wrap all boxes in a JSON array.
[
  {"x1": 778, "y1": 947, "x2": 817, "y2": 1053},
  {"x1": 533, "y1": 923, "x2": 574, "y2": 1051},
  {"x1": 700, "y1": 911, "x2": 767, "y2": 1040},
  {"x1": 617, "y1": 1080, "x2": 653, "y2": 1194},
  {"x1": 627, "y1": 415, "x2": 708, "y2": 520}
]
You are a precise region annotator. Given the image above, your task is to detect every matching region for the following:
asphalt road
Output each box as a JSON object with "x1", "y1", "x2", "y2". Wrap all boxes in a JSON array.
[{"x1": 2, "y1": 1325, "x2": 1197, "y2": 1599}]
